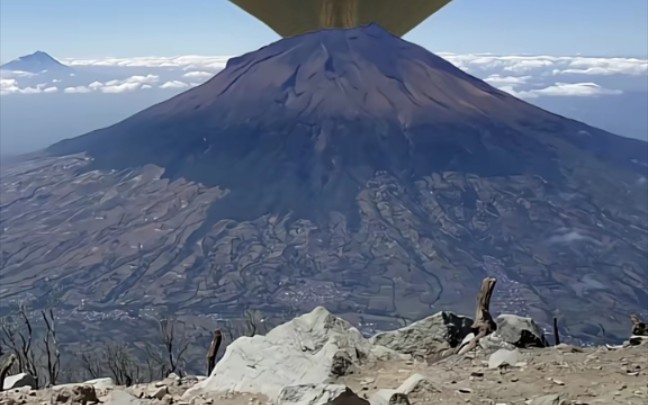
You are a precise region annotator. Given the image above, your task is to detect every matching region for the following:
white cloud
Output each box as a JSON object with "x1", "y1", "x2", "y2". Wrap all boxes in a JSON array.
[
  {"x1": 1, "y1": 79, "x2": 58, "y2": 95},
  {"x1": 182, "y1": 71, "x2": 213, "y2": 80},
  {"x1": 105, "y1": 74, "x2": 159, "y2": 86},
  {"x1": 439, "y1": 53, "x2": 647, "y2": 77},
  {"x1": 484, "y1": 74, "x2": 531, "y2": 86},
  {"x1": 160, "y1": 80, "x2": 190, "y2": 89},
  {"x1": 64, "y1": 86, "x2": 92, "y2": 94},
  {"x1": 102, "y1": 82, "x2": 143, "y2": 94},
  {"x1": 554, "y1": 57, "x2": 648, "y2": 76},
  {"x1": 99, "y1": 74, "x2": 160, "y2": 93},
  {"x1": 5, "y1": 53, "x2": 645, "y2": 99},
  {"x1": 63, "y1": 55, "x2": 231, "y2": 71},
  {"x1": 517, "y1": 82, "x2": 623, "y2": 98},
  {"x1": 64, "y1": 75, "x2": 161, "y2": 94},
  {"x1": 0, "y1": 69, "x2": 35, "y2": 79}
]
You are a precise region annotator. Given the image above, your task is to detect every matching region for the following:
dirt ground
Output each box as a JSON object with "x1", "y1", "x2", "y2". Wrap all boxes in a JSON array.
[{"x1": 1, "y1": 342, "x2": 646, "y2": 405}]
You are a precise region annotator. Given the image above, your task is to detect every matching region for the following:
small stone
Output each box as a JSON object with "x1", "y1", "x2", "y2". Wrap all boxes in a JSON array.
[
  {"x1": 73, "y1": 385, "x2": 99, "y2": 404},
  {"x1": 458, "y1": 388, "x2": 472, "y2": 394},
  {"x1": 530, "y1": 394, "x2": 561, "y2": 405},
  {"x1": 149, "y1": 386, "x2": 168, "y2": 400},
  {"x1": 551, "y1": 378, "x2": 565, "y2": 386},
  {"x1": 470, "y1": 371, "x2": 484, "y2": 378},
  {"x1": 55, "y1": 390, "x2": 72, "y2": 403}
]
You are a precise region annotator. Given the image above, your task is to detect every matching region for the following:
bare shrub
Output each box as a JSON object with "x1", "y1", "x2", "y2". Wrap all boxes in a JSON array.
[{"x1": 0, "y1": 304, "x2": 41, "y2": 387}]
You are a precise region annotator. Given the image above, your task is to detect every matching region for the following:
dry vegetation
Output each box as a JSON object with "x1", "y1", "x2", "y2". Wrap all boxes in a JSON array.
[{"x1": 0, "y1": 305, "x2": 271, "y2": 390}]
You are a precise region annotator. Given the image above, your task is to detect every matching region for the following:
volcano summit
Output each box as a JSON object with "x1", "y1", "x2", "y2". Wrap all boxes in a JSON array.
[{"x1": 2, "y1": 25, "x2": 647, "y2": 344}]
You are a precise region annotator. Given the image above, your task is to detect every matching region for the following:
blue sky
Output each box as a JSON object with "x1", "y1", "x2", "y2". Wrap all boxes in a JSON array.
[{"x1": 1, "y1": 0, "x2": 647, "y2": 62}]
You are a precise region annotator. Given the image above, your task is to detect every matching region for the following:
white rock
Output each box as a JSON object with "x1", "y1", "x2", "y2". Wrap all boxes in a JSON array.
[
  {"x1": 53, "y1": 377, "x2": 115, "y2": 393},
  {"x1": 370, "y1": 389, "x2": 410, "y2": 405},
  {"x1": 396, "y1": 374, "x2": 438, "y2": 396},
  {"x1": 184, "y1": 307, "x2": 392, "y2": 402},
  {"x1": 84, "y1": 377, "x2": 116, "y2": 391},
  {"x1": 488, "y1": 349, "x2": 522, "y2": 369},
  {"x1": 2, "y1": 373, "x2": 37, "y2": 390},
  {"x1": 149, "y1": 386, "x2": 168, "y2": 399},
  {"x1": 493, "y1": 314, "x2": 548, "y2": 348},
  {"x1": 277, "y1": 384, "x2": 365, "y2": 405},
  {"x1": 102, "y1": 390, "x2": 143, "y2": 405},
  {"x1": 479, "y1": 334, "x2": 516, "y2": 352},
  {"x1": 371, "y1": 312, "x2": 473, "y2": 357},
  {"x1": 167, "y1": 372, "x2": 181, "y2": 380},
  {"x1": 530, "y1": 394, "x2": 561, "y2": 405}
]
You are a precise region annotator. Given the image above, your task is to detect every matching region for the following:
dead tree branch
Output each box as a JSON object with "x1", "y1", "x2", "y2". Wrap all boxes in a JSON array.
[
  {"x1": 630, "y1": 314, "x2": 647, "y2": 336},
  {"x1": 157, "y1": 317, "x2": 190, "y2": 378},
  {"x1": 78, "y1": 351, "x2": 101, "y2": 380},
  {"x1": 206, "y1": 330, "x2": 222, "y2": 375},
  {"x1": 103, "y1": 343, "x2": 139, "y2": 386},
  {"x1": 41, "y1": 309, "x2": 60, "y2": 386},
  {"x1": 553, "y1": 317, "x2": 560, "y2": 346},
  {"x1": 0, "y1": 304, "x2": 40, "y2": 387},
  {"x1": 244, "y1": 309, "x2": 266, "y2": 337},
  {"x1": 0, "y1": 354, "x2": 17, "y2": 391},
  {"x1": 458, "y1": 277, "x2": 497, "y2": 355}
]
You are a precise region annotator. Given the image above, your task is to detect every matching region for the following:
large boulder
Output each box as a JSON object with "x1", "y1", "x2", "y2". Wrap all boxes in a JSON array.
[
  {"x1": 370, "y1": 312, "x2": 473, "y2": 357},
  {"x1": 184, "y1": 307, "x2": 396, "y2": 402},
  {"x1": 2, "y1": 373, "x2": 37, "y2": 390},
  {"x1": 492, "y1": 314, "x2": 549, "y2": 348}
]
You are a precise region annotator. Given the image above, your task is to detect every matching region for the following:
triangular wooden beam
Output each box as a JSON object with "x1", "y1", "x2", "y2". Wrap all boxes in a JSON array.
[{"x1": 229, "y1": 0, "x2": 453, "y2": 37}]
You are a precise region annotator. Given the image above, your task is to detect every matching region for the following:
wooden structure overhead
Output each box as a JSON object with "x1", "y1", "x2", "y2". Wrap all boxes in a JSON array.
[{"x1": 229, "y1": 0, "x2": 453, "y2": 37}]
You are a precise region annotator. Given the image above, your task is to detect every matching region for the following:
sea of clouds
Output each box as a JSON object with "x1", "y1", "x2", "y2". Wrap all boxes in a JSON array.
[{"x1": 1, "y1": 53, "x2": 645, "y2": 97}]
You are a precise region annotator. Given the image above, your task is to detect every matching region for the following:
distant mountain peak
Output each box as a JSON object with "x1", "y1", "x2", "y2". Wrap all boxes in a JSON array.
[{"x1": 1, "y1": 50, "x2": 71, "y2": 73}]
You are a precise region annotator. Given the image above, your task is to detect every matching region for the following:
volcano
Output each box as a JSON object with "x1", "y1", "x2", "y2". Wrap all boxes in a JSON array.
[
  {"x1": 48, "y1": 25, "x2": 646, "y2": 226},
  {"x1": 2, "y1": 25, "x2": 647, "y2": 343},
  {"x1": 1, "y1": 50, "x2": 72, "y2": 74}
]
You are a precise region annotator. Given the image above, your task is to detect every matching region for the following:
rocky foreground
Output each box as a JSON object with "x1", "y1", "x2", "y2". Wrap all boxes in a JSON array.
[{"x1": 2, "y1": 307, "x2": 647, "y2": 405}]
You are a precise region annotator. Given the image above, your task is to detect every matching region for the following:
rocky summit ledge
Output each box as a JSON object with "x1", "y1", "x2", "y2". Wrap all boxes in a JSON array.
[{"x1": 1, "y1": 306, "x2": 647, "y2": 405}]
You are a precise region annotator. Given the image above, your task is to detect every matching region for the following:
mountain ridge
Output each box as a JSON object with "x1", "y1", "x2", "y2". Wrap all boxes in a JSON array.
[{"x1": 1, "y1": 50, "x2": 72, "y2": 73}]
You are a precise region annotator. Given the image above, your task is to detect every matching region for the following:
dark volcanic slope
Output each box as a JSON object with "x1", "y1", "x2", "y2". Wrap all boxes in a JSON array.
[
  {"x1": 49, "y1": 24, "x2": 645, "y2": 226},
  {"x1": 2, "y1": 25, "x2": 647, "y2": 343}
]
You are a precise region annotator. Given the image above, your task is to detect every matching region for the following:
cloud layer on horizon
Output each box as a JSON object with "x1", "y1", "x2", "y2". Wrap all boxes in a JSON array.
[{"x1": 1, "y1": 53, "x2": 646, "y2": 98}]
